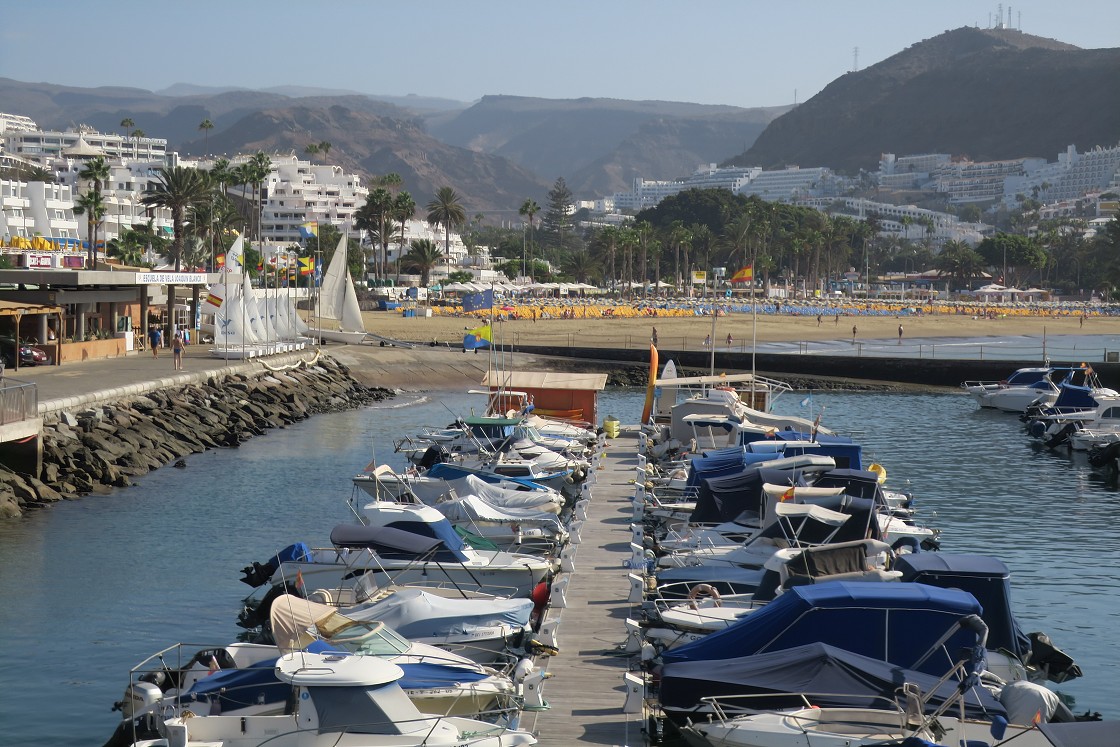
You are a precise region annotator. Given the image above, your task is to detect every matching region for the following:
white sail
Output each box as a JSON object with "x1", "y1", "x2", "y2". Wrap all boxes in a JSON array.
[
  {"x1": 319, "y1": 234, "x2": 366, "y2": 334},
  {"x1": 242, "y1": 275, "x2": 266, "y2": 344},
  {"x1": 225, "y1": 235, "x2": 245, "y2": 272}
]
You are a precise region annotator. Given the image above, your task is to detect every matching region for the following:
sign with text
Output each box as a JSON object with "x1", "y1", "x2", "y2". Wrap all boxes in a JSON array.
[
  {"x1": 691, "y1": 271, "x2": 707, "y2": 284},
  {"x1": 136, "y1": 272, "x2": 209, "y2": 285}
]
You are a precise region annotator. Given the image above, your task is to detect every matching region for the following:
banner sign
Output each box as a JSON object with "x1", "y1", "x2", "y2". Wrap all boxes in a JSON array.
[{"x1": 136, "y1": 272, "x2": 210, "y2": 285}]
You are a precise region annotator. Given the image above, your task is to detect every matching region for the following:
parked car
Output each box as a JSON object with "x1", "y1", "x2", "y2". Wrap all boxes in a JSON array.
[{"x1": 0, "y1": 336, "x2": 51, "y2": 367}]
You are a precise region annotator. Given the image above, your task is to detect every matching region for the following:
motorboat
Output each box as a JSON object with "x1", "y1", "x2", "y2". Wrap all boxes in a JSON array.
[
  {"x1": 1028, "y1": 394, "x2": 1120, "y2": 450},
  {"x1": 238, "y1": 505, "x2": 556, "y2": 600},
  {"x1": 353, "y1": 465, "x2": 565, "y2": 515},
  {"x1": 270, "y1": 587, "x2": 536, "y2": 666},
  {"x1": 962, "y1": 366, "x2": 1064, "y2": 412},
  {"x1": 112, "y1": 650, "x2": 537, "y2": 747}
]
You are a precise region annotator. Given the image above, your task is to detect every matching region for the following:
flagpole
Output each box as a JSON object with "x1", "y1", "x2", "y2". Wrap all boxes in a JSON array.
[{"x1": 708, "y1": 269, "x2": 717, "y2": 377}]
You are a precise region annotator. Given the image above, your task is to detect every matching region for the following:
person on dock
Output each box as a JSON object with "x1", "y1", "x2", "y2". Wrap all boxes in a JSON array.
[{"x1": 651, "y1": 326, "x2": 658, "y2": 346}]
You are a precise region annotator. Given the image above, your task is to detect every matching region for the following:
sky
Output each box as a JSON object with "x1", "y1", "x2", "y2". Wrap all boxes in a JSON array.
[{"x1": 2, "y1": 1, "x2": 1118, "y2": 109}]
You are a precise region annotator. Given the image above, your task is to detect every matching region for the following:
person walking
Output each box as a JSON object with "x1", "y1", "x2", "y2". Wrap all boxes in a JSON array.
[
  {"x1": 898, "y1": 324, "x2": 904, "y2": 344},
  {"x1": 704, "y1": 333, "x2": 712, "y2": 349},
  {"x1": 851, "y1": 324, "x2": 858, "y2": 344},
  {"x1": 172, "y1": 331, "x2": 185, "y2": 370},
  {"x1": 726, "y1": 332, "x2": 733, "y2": 347},
  {"x1": 651, "y1": 326, "x2": 658, "y2": 346},
  {"x1": 817, "y1": 314, "x2": 822, "y2": 327},
  {"x1": 149, "y1": 326, "x2": 160, "y2": 358}
]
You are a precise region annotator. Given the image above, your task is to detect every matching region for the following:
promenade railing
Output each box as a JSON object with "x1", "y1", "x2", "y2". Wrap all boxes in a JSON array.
[{"x1": 0, "y1": 378, "x2": 38, "y2": 425}]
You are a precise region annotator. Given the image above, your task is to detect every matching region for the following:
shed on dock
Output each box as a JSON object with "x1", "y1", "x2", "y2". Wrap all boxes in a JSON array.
[{"x1": 482, "y1": 370, "x2": 607, "y2": 427}]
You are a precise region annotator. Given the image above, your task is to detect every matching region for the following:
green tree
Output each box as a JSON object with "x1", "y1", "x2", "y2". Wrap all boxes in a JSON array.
[
  {"x1": 519, "y1": 198, "x2": 540, "y2": 277},
  {"x1": 143, "y1": 166, "x2": 211, "y2": 338},
  {"x1": 77, "y1": 155, "x2": 110, "y2": 267},
  {"x1": 976, "y1": 232, "x2": 1046, "y2": 287},
  {"x1": 198, "y1": 118, "x2": 214, "y2": 151},
  {"x1": 402, "y1": 238, "x2": 444, "y2": 287},
  {"x1": 119, "y1": 118, "x2": 134, "y2": 137},
  {"x1": 425, "y1": 186, "x2": 466, "y2": 280},
  {"x1": 561, "y1": 250, "x2": 600, "y2": 284},
  {"x1": 392, "y1": 191, "x2": 416, "y2": 281},
  {"x1": 540, "y1": 178, "x2": 573, "y2": 252},
  {"x1": 73, "y1": 190, "x2": 107, "y2": 268},
  {"x1": 935, "y1": 240, "x2": 985, "y2": 291}
]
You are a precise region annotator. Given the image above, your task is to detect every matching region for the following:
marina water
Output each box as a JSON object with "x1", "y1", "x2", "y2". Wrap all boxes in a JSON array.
[{"x1": 1, "y1": 388, "x2": 1117, "y2": 745}]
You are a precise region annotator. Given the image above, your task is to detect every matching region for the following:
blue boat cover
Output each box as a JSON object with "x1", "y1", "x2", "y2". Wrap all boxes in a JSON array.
[
  {"x1": 661, "y1": 581, "x2": 984, "y2": 679},
  {"x1": 347, "y1": 586, "x2": 533, "y2": 639},
  {"x1": 329, "y1": 524, "x2": 470, "y2": 563},
  {"x1": 689, "y1": 467, "x2": 765, "y2": 523},
  {"x1": 426, "y1": 463, "x2": 549, "y2": 491},
  {"x1": 397, "y1": 661, "x2": 489, "y2": 689},
  {"x1": 767, "y1": 432, "x2": 863, "y2": 471},
  {"x1": 660, "y1": 641, "x2": 1005, "y2": 720},
  {"x1": 894, "y1": 554, "x2": 1031, "y2": 661}
]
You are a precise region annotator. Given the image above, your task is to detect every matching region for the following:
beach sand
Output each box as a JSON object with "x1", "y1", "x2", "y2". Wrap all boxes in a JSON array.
[{"x1": 361, "y1": 308, "x2": 1120, "y2": 350}]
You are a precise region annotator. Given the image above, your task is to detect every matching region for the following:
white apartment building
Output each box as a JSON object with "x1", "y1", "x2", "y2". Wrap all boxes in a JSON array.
[
  {"x1": 213, "y1": 154, "x2": 368, "y2": 245},
  {"x1": 0, "y1": 179, "x2": 80, "y2": 243},
  {"x1": 736, "y1": 166, "x2": 840, "y2": 201},
  {"x1": 52, "y1": 159, "x2": 175, "y2": 243},
  {"x1": 934, "y1": 157, "x2": 1044, "y2": 204},
  {"x1": 1036, "y1": 144, "x2": 1120, "y2": 204},
  {"x1": 3, "y1": 126, "x2": 168, "y2": 164},
  {"x1": 878, "y1": 152, "x2": 950, "y2": 191},
  {"x1": 798, "y1": 197, "x2": 989, "y2": 246},
  {"x1": 607, "y1": 163, "x2": 824, "y2": 213},
  {"x1": 381, "y1": 218, "x2": 470, "y2": 268},
  {"x1": 0, "y1": 112, "x2": 39, "y2": 134}
]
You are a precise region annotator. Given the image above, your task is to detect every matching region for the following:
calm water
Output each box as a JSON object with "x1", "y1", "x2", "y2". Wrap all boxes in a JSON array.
[{"x1": 0, "y1": 388, "x2": 1117, "y2": 745}]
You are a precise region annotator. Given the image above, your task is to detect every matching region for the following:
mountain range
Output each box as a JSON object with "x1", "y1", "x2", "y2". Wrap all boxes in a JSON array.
[{"x1": 3, "y1": 26, "x2": 1118, "y2": 213}]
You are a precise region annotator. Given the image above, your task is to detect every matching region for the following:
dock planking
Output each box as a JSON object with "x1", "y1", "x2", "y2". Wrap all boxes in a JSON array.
[{"x1": 531, "y1": 431, "x2": 646, "y2": 745}]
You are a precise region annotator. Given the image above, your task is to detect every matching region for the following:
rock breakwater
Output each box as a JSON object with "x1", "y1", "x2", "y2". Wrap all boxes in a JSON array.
[{"x1": 0, "y1": 357, "x2": 392, "y2": 519}]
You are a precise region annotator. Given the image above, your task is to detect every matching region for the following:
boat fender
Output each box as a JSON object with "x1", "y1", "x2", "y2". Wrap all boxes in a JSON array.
[
  {"x1": 891, "y1": 537, "x2": 921, "y2": 555},
  {"x1": 687, "y1": 583, "x2": 721, "y2": 610},
  {"x1": 1028, "y1": 420, "x2": 1047, "y2": 439}
]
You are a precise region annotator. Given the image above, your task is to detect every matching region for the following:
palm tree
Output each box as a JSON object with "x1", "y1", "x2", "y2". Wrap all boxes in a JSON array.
[
  {"x1": 519, "y1": 198, "x2": 540, "y2": 278},
  {"x1": 198, "y1": 119, "x2": 214, "y2": 152},
  {"x1": 425, "y1": 187, "x2": 466, "y2": 281},
  {"x1": 305, "y1": 143, "x2": 320, "y2": 157},
  {"x1": 78, "y1": 156, "x2": 110, "y2": 267},
  {"x1": 393, "y1": 191, "x2": 416, "y2": 281},
  {"x1": 635, "y1": 221, "x2": 654, "y2": 295},
  {"x1": 561, "y1": 250, "x2": 600, "y2": 284},
  {"x1": 668, "y1": 221, "x2": 692, "y2": 291},
  {"x1": 935, "y1": 240, "x2": 984, "y2": 291},
  {"x1": 143, "y1": 166, "x2": 212, "y2": 338},
  {"x1": 249, "y1": 152, "x2": 272, "y2": 241},
  {"x1": 401, "y1": 238, "x2": 444, "y2": 287},
  {"x1": 119, "y1": 117, "x2": 134, "y2": 138},
  {"x1": 318, "y1": 141, "x2": 332, "y2": 156},
  {"x1": 357, "y1": 188, "x2": 394, "y2": 281},
  {"x1": 130, "y1": 129, "x2": 146, "y2": 158},
  {"x1": 73, "y1": 190, "x2": 107, "y2": 268},
  {"x1": 107, "y1": 226, "x2": 149, "y2": 267}
]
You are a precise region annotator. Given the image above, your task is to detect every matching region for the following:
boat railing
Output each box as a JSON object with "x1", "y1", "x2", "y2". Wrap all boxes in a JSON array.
[
  {"x1": 647, "y1": 582, "x2": 765, "y2": 617},
  {"x1": 697, "y1": 691, "x2": 904, "y2": 725}
]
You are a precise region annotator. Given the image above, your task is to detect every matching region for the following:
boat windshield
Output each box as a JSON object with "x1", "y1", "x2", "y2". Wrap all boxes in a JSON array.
[
  {"x1": 325, "y1": 620, "x2": 412, "y2": 656},
  {"x1": 1006, "y1": 370, "x2": 1047, "y2": 386}
]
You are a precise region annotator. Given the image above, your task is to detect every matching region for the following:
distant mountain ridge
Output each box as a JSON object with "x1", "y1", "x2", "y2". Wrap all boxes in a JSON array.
[{"x1": 730, "y1": 27, "x2": 1120, "y2": 173}]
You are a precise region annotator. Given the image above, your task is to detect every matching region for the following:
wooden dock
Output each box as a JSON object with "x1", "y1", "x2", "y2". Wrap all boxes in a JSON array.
[{"x1": 529, "y1": 431, "x2": 646, "y2": 745}]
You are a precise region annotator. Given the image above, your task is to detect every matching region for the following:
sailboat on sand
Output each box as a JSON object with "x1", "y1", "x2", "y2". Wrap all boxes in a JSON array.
[{"x1": 314, "y1": 234, "x2": 368, "y2": 344}]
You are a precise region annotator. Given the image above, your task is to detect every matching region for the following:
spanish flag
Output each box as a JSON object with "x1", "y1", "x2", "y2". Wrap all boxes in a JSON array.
[
  {"x1": 730, "y1": 265, "x2": 754, "y2": 284},
  {"x1": 299, "y1": 256, "x2": 315, "y2": 276},
  {"x1": 780, "y1": 486, "x2": 796, "y2": 502},
  {"x1": 299, "y1": 221, "x2": 318, "y2": 239},
  {"x1": 216, "y1": 253, "x2": 225, "y2": 267}
]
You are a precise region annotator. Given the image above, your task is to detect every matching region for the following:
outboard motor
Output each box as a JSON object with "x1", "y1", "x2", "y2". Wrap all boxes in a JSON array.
[
  {"x1": 418, "y1": 445, "x2": 450, "y2": 469},
  {"x1": 1088, "y1": 441, "x2": 1120, "y2": 470},
  {"x1": 1043, "y1": 422, "x2": 1076, "y2": 449},
  {"x1": 1027, "y1": 420, "x2": 1048, "y2": 439}
]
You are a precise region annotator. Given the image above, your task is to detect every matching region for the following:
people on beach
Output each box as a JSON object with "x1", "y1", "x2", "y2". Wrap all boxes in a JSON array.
[
  {"x1": 726, "y1": 332, "x2": 733, "y2": 347},
  {"x1": 704, "y1": 333, "x2": 712, "y2": 348},
  {"x1": 817, "y1": 314, "x2": 823, "y2": 326},
  {"x1": 852, "y1": 324, "x2": 858, "y2": 343},
  {"x1": 651, "y1": 326, "x2": 658, "y2": 345},
  {"x1": 172, "y1": 331, "x2": 185, "y2": 370}
]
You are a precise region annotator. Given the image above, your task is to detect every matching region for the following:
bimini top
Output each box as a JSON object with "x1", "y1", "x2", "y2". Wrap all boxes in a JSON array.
[
  {"x1": 661, "y1": 580, "x2": 983, "y2": 679},
  {"x1": 329, "y1": 524, "x2": 469, "y2": 563},
  {"x1": 659, "y1": 640, "x2": 1004, "y2": 719},
  {"x1": 895, "y1": 553, "x2": 1031, "y2": 662}
]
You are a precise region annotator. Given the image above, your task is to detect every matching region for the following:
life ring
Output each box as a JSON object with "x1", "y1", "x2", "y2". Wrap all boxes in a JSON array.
[{"x1": 687, "y1": 583, "x2": 721, "y2": 609}]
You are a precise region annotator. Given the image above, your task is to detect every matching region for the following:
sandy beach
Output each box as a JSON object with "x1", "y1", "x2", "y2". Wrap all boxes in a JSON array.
[{"x1": 362, "y1": 307, "x2": 1120, "y2": 350}]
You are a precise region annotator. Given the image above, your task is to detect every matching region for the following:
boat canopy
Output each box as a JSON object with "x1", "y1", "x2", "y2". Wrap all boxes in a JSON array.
[
  {"x1": 434, "y1": 494, "x2": 563, "y2": 526},
  {"x1": 895, "y1": 553, "x2": 1032, "y2": 662},
  {"x1": 659, "y1": 641, "x2": 1005, "y2": 720},
  {"x1": 661, "y1": 581, "x2": 984, "y2": 679},
  {"x1": 329, "y1": 524, "x2": 470, "y2": 563},
  {"x1": 812, "y1": 468, "x2": 882, "y2": 500},
  {"x1": 343, "y1": 586, "x2": 533, "y2": 640},
  {"x1": 426, "y1": 462, "x2": 549, "y2": 492}
]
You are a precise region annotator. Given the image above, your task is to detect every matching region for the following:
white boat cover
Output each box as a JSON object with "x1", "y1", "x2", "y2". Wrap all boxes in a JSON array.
[
  {"x1": 434, "y1": 494, "x2": 565, "y2": 527},
  {"x1": 344, "y1": 587, "x2": 533, "y2": 641},
  {"x1": 421, "y1": 474, "x2": 563, "y2": 513}
]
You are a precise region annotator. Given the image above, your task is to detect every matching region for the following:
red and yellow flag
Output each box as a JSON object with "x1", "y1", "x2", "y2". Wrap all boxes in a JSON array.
[{"x1": 730, "y1": 266, "x2": 754, "y2": 284}]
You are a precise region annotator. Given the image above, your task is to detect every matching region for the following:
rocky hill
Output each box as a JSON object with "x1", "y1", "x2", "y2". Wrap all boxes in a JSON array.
[
  {"x1": 729, "y1": 27, "x2": 1120, "y2": 173},
  {"x1": 180, "y1": 105, "x2": 548, "y2": 214},
  {"x1": 428, "y1": 95, "x2": 786, "y2": 194}
]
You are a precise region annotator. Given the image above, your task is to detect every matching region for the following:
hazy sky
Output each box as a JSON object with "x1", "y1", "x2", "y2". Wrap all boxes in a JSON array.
[{"x1": 3, "y1": 1, "x2": 1117, "y2": 108}]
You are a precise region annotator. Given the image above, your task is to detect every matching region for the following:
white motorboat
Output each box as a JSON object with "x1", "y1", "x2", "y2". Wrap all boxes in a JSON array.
[
  {"x1": 117, "y1": 651, "x2": 537, "y2": 747},
  {"x1": 240, "y1": 504, "x2": 556, "y2": 600},
  {"x1": 962, "y1": 366, "x2": 1062, "y2": 412},
  {"x1": 352, "y1": 465, "x2": 565, "y2": 515}
]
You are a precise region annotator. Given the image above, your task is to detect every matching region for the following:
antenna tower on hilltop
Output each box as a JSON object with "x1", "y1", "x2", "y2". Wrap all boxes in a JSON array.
[{"x1": 852, "y1": 47, "x2": 859, "y2": 73}]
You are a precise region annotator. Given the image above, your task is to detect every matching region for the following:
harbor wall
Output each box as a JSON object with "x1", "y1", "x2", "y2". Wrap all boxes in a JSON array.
[
  {"x1": 508, "y1": 345, "x2": 1120, "y2": 389},
  {"x1": 0, "y1": 357, "x2": 392, "y2": 519}
]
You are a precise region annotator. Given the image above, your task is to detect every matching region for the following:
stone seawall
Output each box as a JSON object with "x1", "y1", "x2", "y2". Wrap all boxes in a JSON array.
[{"x1": 0, "y1": 357, "x2": 392, "y2": 519}]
